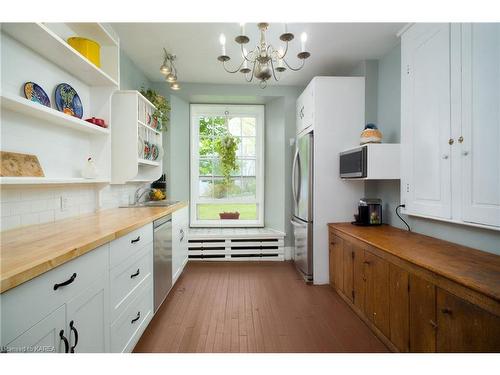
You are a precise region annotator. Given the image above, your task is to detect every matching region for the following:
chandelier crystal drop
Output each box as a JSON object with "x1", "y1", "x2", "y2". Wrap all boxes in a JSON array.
[{"x1": 217, "y1": 23, "x2": 311, "y2": 88}]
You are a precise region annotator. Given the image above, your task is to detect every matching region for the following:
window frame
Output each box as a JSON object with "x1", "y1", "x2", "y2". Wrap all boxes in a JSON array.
[{"x1": 190, "y1": 104, "x2": 265, "y2": 227}]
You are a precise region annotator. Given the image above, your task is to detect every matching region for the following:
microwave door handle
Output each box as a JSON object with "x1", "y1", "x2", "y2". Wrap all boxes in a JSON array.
[{"x1": 292, "y1": 148, "x2": 300, "y2": 205}]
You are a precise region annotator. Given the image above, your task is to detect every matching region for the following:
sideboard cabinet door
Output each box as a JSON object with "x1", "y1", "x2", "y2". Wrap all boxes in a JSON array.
[{"x1": 436, "y1": 288, "x2": 500, "y2": 352}]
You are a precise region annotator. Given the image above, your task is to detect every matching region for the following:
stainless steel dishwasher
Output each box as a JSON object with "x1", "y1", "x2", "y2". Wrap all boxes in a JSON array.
[{"x1": 153, "y1": 215, "x2": 172, "y2": 312}]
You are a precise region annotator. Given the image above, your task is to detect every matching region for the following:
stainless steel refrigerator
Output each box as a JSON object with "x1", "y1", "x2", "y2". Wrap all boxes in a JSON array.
[{"x1": 291, "y1": 131, "x2": 313, "y2": 282}]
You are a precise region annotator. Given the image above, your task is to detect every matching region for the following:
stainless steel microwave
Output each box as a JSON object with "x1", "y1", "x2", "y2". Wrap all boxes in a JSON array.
[{"x1": 339, "y1": 146, "x2": 367, "y2": 178}]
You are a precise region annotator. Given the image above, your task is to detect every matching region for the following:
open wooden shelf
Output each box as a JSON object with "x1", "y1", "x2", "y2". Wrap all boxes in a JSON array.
[
  {"x1": 1, "y1": 23, "x2": 118, "y2": 87},
  {"x1": 0, "y1": 177, "x2": 110, "y2": 185},
  {"x1": 1, "y1": 94, "x2": 110, "y2": 136}
]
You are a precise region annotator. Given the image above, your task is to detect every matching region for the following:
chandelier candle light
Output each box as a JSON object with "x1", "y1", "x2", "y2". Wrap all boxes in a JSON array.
[
  {"x1": 159, "y1": 48, "x2": 180, "y2": 90},
  {"x1": 217, "y1": 22, "x2": 311, "y2": 88}
]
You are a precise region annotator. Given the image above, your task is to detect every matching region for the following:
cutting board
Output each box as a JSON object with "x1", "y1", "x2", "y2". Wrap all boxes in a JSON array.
[{"x1": 0, "y1": 151, "x2": 45, "y2": 177}]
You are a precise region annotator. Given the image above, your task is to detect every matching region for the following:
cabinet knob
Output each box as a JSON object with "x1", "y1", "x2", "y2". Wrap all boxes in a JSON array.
[
  {"x1": 442, "y1": 154, "x2": 449, "y2": 160},
  {"x1": 462, "y1": 151, "x2": 469, "y2": 156},
  {"x1": 441, "y1": 308, "x2": 453, "y2": 315},
  {"x1": 448, "y1": 138, "x2": 454, "y2": 145},
  {"x1": 458, "y1": 136, "x2": 464, "y2": 143}
]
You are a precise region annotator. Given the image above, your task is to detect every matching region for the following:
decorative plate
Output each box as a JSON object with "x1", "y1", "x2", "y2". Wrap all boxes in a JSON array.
[
  {"x1": 54, "y1": 83, "x2": 83, "y2": 119},
  {"x1": 144, "y1": 141, "x2": 151, "y2": 160},
  {"x1": 23, "y1": 82, "x2": 51, "y2": 108},
  {"x1": 151, "y1": 144, "x2": 159, "y2": 161}
]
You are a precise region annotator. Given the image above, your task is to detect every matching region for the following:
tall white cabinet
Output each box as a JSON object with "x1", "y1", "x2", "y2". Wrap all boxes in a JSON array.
[{"x1": 400, "y1": 23, "x2": 500, "y2": 229}]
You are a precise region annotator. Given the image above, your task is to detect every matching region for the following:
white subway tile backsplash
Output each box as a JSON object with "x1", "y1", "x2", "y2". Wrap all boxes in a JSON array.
[
  {"x1": 1, "y1": 215, "x2": 21, "y2": 231},
  {"x1": 0, "y1": 183, "x2": 140, "y2": 231}
]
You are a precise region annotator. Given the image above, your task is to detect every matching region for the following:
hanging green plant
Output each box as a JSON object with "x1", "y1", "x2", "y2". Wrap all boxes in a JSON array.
[
  {"x1": 140, "y1": 87, "x2": 171, "y2": 131},
  {"x1": 214, "y1": 135, "x2": 239, "y2": 185}
]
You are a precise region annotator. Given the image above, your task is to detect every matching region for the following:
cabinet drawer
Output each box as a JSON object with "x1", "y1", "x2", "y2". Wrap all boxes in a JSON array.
[
  {"x1": 110, "y1": 277, "x2": 153, "y2": 353},
  {"x1": 1, "y1": 244, "x2": 108, "y2": 346},
  {"x1": 109, "y1": 223, "x2": 153, "y2": 268},
  {"x1": 110, "y1": 243, "x2": 153, "y2": 322}
]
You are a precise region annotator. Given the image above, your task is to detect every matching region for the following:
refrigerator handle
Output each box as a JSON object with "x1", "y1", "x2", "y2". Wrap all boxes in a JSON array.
[{"x1": 292, "y1": 147, "x2": 300, "y2": 205}]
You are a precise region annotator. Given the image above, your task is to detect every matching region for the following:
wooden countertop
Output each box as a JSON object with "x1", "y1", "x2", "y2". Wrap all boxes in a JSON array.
[
  {"x1": 0, "y1": 202, "x2": 187, "y2": 293},
  {"x1": 328, "y1": 223, "x2": 500, "y2": 302}
]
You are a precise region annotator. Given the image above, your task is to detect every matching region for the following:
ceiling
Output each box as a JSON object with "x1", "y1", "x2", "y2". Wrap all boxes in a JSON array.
[{"x1": 112, "y1": 23, "x2": 405, "y2": 87}]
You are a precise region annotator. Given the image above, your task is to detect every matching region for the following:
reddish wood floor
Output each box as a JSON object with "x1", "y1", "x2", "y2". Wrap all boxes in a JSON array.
[{"x1": 133, "y1": 261, "x2": 389, "y2": 353}]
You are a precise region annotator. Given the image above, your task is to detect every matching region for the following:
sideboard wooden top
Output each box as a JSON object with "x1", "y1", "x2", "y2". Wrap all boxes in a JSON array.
[
  {"x1": 328, "y1": 223, "x2": 500, "y2": 302},
  {"x1": 0, "y1": 202, "x2": 187, "y2": 293}
]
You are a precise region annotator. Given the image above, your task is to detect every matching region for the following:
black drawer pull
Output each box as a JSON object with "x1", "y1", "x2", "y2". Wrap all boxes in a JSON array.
[
  {"x1": 130, "y1": 269, "x2": 140, "y2": 278},
  {"x1": 131, "y1": 311, "x2": 141, "y2": 324},
  {"x1": 54, "y1": 273, "x2": 77, "y2": 290},
  {"x1": 131, "y1": 236, "x2": 141, "y2": 244},
  {"x1": 59, "y1": 330, "x2": 69, "y2": 353},
  {"x1": 69, "y1": 320, "x2": 79, "y2": 353}
]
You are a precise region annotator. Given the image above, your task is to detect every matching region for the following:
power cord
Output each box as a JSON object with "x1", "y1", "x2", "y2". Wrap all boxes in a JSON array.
[{"x1": 396, "y1": 204, "x2": 411, "y2": 232}]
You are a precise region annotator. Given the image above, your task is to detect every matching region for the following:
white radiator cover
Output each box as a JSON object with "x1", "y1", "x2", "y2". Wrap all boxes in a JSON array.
[{"x1": 188, "y1": 228, "x2": 285, "y2": 261}]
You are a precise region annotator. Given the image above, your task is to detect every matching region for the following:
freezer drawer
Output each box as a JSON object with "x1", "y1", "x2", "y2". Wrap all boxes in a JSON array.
[{"x1": 291, "y1": 217, "x2": 313, "y2": 281}]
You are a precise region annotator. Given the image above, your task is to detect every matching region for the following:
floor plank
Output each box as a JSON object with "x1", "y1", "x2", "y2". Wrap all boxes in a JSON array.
[{"x1": 133, "y1": 261, "x2": 389, "y2": 353}]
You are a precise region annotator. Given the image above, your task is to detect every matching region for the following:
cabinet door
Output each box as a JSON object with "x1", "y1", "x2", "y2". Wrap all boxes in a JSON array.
[
  {"x1": 364, "y1": 252, "x2": 390, "y2": 337},
  {"x1": 436, "y1": 289, "x2": 500, "y2": 352},
  {"x1": 329, "y1": 234, "x2": 344, "y2": 290},
  {"x1": 66, "y1": 274, "x2": 109, "y2": 353},
  {"x1": 352, "y1": 245, "x2": 366, "y2": 312},
  {"x1": 172, "y1": 206, "x2": 189, "y2": 285},
  {"x1": 460, "y1": 23, "x2": 500, "y2": 227},
  {"x1": 409, "y1": 274, "x2": 436, "y2": 352},
  {"x1": 6, "y1": 305, "x2": 67, "y2": 353},
  {"x1": 389, "y1": 265, "x2": 410, "y2": 352},
  {"x1": 342, "y1": 241, "x2": 354, "y2": 302},
  {"x1": 401, "y1": 23, "x2": 452, "y2": 219}
]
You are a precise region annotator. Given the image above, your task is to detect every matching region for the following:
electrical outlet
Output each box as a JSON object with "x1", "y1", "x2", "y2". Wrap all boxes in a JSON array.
[{"x1": 60, "y1": 196, "x2": 69, "y2": 211}]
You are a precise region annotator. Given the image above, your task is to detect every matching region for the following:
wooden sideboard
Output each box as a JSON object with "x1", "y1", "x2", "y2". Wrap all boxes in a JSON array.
[{"x1": 328, "y1": 223, "x2": 500, "y2": 353}]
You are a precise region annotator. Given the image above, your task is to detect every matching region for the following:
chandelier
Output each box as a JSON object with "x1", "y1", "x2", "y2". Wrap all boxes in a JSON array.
[
  {"x1": 217, "y1": 23, "x2": 311, "y2": 88},
  {"x1": 159, "y1": 48, "x2": 180, "y2": 90}
]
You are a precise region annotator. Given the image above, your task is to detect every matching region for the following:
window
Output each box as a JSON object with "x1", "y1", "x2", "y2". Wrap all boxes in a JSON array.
[{"x1": 190, "y1": 104, "x2": 264, "y2": 227}]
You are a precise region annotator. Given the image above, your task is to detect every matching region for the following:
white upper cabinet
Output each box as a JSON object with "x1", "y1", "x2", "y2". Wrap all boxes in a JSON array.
[
  {"x1": 296, "y1": 82, "x2": 314, "y2": 134},
  {"x1": 460, "y1": 23, "x2": 500, "y2": 227},
  {"x1": 401, "y1": 23, "x2": 500, "y2": 230},
  {"x1": 401, "y1": 23, "x2": 452, "y2": 219}
]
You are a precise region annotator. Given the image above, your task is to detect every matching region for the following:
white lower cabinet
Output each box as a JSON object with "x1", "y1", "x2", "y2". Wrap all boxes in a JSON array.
[
  {"x1": 66, "y1": 274, "x2": 109, "y2": 353},
  {"x1": 172, "y1": 206, "x2": 189, "y2": 285},
  {"x1": 1, "y1": 221, "x2": 160, "y2": 353},
  {"x1": 1, "y1": 244, "x2": 109, "y2": 353},
  {"x1": 5, "y1": 305, "x2": 67, "y2": 353},
  {"x1": 110, "y1": 277, "x2": 153, "y2": 353}
]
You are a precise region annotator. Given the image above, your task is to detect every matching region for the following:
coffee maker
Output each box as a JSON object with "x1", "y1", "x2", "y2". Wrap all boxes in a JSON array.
[{"x1": 353, "y1": 198, "x2": 383, "y2": 226}]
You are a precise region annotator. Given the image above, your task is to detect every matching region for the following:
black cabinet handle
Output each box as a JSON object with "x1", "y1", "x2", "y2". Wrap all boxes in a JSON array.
[
  {"x1": 59, "y1": 330, "x2": 69, "y2": 353},
  {"x1": 131, "y1": 236, "x2": 141, "y2": 244},
  {"x1": 130, "y1": 269, "x2": 140, "y2": 278},
  {"x1": 69, "y1": 321, "x2": 79, "y2": 353},
  {"x1": 54, "y1": 273, "x2": 77, "y2": 290},
  {"x1": 131, "y1": 311, "x2": 141, "y2": 324}
]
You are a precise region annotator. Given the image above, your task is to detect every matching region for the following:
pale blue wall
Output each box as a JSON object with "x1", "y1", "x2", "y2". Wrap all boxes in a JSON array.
[
  {"x1": 149, "y1": 82, "x2": 302, "y2": 245},
  {"x1": 120, "y1": 50, "x2": 152, "y2": 91},
  {"x1": 365, "y1": 44, "x2": 500, "y2": 255}
]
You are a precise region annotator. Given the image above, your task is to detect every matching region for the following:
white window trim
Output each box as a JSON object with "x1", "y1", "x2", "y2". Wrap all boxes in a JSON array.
[{"x1": 190, "y1": 104, "x2": 265, "y2": 227}]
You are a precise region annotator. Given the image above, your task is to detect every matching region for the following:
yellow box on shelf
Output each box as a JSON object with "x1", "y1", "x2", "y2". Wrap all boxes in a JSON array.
[{"x1": 67, "y1": 37, "x2": 101, "y2": 67}]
